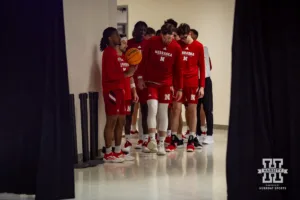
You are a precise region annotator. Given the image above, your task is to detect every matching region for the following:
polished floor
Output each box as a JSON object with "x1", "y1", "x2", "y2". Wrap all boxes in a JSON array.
[{"x1": 0, "y1": 129, "x2": 228, "y2": 200}]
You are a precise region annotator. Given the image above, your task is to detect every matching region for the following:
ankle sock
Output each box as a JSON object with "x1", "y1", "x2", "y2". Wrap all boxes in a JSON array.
[
  {"x1": 149, "y1": 133, "x2": 156, "y2": 140},
  {"x1": 106, "y1": 147, "x2": 112, "y2": 154},
  {"x1": 115, "y1": 146, "x2": 121, "y2": 153}
]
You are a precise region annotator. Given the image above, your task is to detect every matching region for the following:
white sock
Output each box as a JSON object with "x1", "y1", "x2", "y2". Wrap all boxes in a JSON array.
[
  {"x1": 172, "y1": 132, "x2": 177, "y2": 136},
  {"x1": 149, "y1": 133, "x2": 156, "y2": 140},
  {"x1": 139, "y1": 134, "x2": 143, "y2": 141},
  {"x1": 115, "y1": 146, "x2": 121, "y2": 153},
  {"x1": 190, "y1": 132, "x2": 196, "y2": 138},
  {"x1": 131, "y1": 124, "x2": 137, "y2": 131},
  {"x1": 112, "y1": 140, "x2": 115, "y2": 147},
  {"x1": 106, "y1": 147, "x2": 112, "y2": 154},
  {"x1": 144, "y1": 134, "x2": 149, "y2": 142},
  {"x1": 159, "y1": 136, "x2": 165, "y2": 144},
  {"x1": 177, "y1": 134, "x2": 182, "y2": 140},
  {"x1": 167, "y1": 130, "x2": 171, "y2": 136},
  {"x1": 125, "y1": 134, "x2": 131, "y2": 141},
  {"x1": 201, "y1": 126, "x2": 207, "y2": 133}
]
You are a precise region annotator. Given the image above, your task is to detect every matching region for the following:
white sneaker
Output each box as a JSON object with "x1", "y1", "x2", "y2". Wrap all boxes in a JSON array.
[
  {"x1": 198, "y1": 134, "x2": 206, "y2": 144},
  {"x1": 147, "y1": 139, "x2": 158, "y2": 153},
  {"x1": 157, "y1": 143, "x2": 166, "y2": 156},
  {"x1": 142, "y1": 141, "x2": 151, "y2": 153},
  {"x1": 135, "y1": 140, "x2": 143, "y2": 149},
  {"x1": 121, "y1": 154, "x2": 135, "y2": 161},
  {"x1": 203, "y1": 136, "x2": 214, "y2": 144}
]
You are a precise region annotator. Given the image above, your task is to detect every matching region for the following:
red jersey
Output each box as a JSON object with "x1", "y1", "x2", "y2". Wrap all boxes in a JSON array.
[
  {"x1": 138, "y1": 36, "x2": 183, "y2": 89},
  {"x1": 127, "y1": 38, "x2": 148, "y2": 82},
  {"x1": 102, "y1": 46, "x2": 124, "y2": 92},
  {"x1": 118, "y1": 54, "x2": 131, "y2": 100},
  {"x1": 178, "y1": 40, "x2": 205, "y2": 88}
]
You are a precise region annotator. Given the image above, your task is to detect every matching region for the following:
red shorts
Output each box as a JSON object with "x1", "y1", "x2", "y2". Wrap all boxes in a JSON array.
[
  {"x1": 147, "y1": 84, "x2": 172, "y2": 103},
  {"x1": 136, "y1": 88, "x2": 148, "y2": 104},
  {"x1": 125, "y1": 100, "x2": 132, "y2": 115},
  {"x1": 177, "y1": 87, "x2": 198, "y2": 104},
  {"x1": 103, "y1": 89, "x2": 126, "y2": 115}
]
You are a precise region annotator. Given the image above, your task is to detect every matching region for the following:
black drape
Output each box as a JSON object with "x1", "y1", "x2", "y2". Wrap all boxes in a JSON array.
[
  {"x1": 0, "y1": 0, "x2": 74, "y2": 199},
  {"x1": 227, "y1": 0, "x2": 300, "y2": 199}
]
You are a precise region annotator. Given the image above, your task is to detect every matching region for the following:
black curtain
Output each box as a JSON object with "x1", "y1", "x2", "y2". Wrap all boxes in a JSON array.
[
  {"x1": 0, "y1": 0, "x2": 74, "y2": 199},
  {"x1": 227, "y1": 0, "x2": 300, "y2": 199}
]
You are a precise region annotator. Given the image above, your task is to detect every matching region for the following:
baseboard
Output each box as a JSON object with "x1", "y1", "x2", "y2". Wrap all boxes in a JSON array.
[{"x1": 182, "y1": 121, "x2": 228, "y2": 130}]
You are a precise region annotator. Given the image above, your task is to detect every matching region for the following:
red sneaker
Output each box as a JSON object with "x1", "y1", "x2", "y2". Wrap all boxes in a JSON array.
[
  {"x1": 166, "y1": 144, "x2": 176, "y2": 152},
  {"x1": 122, "y1": 141, "x2": 132, "y2": 153},
  {"x1": 103, "y1": 152, "x2": 124, "y2": 163},
  {"x1": 165, "y1": 135, "x2": 172, "y2": 145},
  {"x1": 186, "y1": 135, "x2": 195, "y2": 152},
  {"x1": 135, "y1": 140, "x2": 143, "y2": 149},
  {"x1": 114, "y1": 151, "x2": 135, "y2": 161}
]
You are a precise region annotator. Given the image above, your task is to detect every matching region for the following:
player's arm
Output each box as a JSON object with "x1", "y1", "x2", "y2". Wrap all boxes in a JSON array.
[
  {"x1": 198, "y1": 43, "x2": 206, "y2": 88},
  {"x1": 173, "y1": 46, "x2": 183, "y2": 101},
  {"x1": 130, "y1": 77, "x2": 139, "y2": 102},
  {"x1": 137, "y1": 40, "x2": 151, "y2": 89},
  {"x1": 173, "y1": 46, "x2": 183, "y2": 90}
]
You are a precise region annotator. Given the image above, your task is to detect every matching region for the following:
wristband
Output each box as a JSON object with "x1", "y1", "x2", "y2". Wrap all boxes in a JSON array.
[
  {"x1": 137, "y1": 76, "x2": 143, "y2": 79},
  {"x1": 130, "y1": 83, "x2": 136, "y2": 89}
]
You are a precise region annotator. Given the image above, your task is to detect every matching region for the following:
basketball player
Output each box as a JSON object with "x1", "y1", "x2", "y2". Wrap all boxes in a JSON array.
[
  {"x1": 166, "y1": 23, "x2": 205, "y2": 152},
  {"x1": 191, "y1": 29, "x2": 214, "y2": 144},
  {"x1": 145, "y1": 27, "x2": 156, "y2": 40},
  {"x1": 127, "y1": 21, "x2": 149, "y2": 150},
  {"x1": 118, "y1": 35, "x2": 139, "y2": 154},
  {"x1": 100, "y1": 27, "x2": 136, "y2": 162},
  {"x1": 137, "y1": 23, "x2": 183, "y2": 155},
  {"x1": 163, "y1": 19, "x2": 180, "y2": 145}
]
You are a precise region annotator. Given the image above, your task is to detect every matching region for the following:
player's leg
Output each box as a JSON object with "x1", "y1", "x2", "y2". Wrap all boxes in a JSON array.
[
  {"x1": 186, "y1": 87, "x2": 203, "y2": 152},
  {"x1": 185, "y1": 103, "x2": 190, "y2": 135},
  {"x1": 202, "y1": 77, "x2": 214, "y2": 144},
  {"x1": 146, "y1": 86, "x2": 159, "y2": 153},
  {"x1": 155, "y1": 85, "x2": 172, "y2": 155},
  {"x1": 140, "y1": 102, "x2": 149, "y2": 152},
  {"x1": 166, "y1": 87, "x2": 184, "y2": 152},
  {"x1": 165, "y1": 103, "x2": 173, "y2": 145},
  {"x1": 103, "y1": 90, "x2": 125, "y2": 163},
  {"x1": 135, "y1": 107, "x2": 144, "y2": 149},
  {"x1": 166, "y1": 101, "x2": 182, "y2": 152},
  {"x1": 122, "y1": 101, "x2": 134, "y2": 153},
  {"x1": 131, "y1": 103, "x2": 139, "y2": 134}
]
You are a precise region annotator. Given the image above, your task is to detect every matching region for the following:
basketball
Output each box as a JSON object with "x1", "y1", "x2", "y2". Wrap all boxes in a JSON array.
[{"x1": 125, "y1": 48, "x2": 142, "y2": 65}]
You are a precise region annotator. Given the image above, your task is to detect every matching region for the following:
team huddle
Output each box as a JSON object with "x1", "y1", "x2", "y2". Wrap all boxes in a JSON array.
[{"x1": 101, "y1": 19, "x2": 214, "y2": 163}]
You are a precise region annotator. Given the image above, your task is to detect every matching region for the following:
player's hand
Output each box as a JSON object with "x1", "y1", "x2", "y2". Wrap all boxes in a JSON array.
[
  {"x1": 125, "y1": 66, "x2": 136, "y2": 77},
  {"x1": 132, "y1": 88, "x2": 139, "y2": 102},
  {"x1": 170, "y1": 86, "x2": 174, "y2": 96},
  {"x1": 197, "y1": 87, "x2": 204, "y2": 98},
  {"x1": 138, "y1": 78, "x2": 146, "y2": 90},
  {"x1": 175, "y1": 90, "x2": 183, "y2": 101}
]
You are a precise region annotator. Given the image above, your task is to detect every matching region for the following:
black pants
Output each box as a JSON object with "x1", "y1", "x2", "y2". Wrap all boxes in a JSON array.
[{"x1": 196, "y1": 77, "x2": 213, "y2": 136}]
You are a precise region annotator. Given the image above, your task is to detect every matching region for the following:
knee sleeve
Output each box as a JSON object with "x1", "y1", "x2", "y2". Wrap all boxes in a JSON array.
[
  {"x1": 157, "y1": 103, "x2": 169, "y2": 132},
  {"x1": 147, "y1": 100, "x2": 158, "y2": 129},
  {"x1": 138, "y1": 109, "x2": 143, "y2": 134}
]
